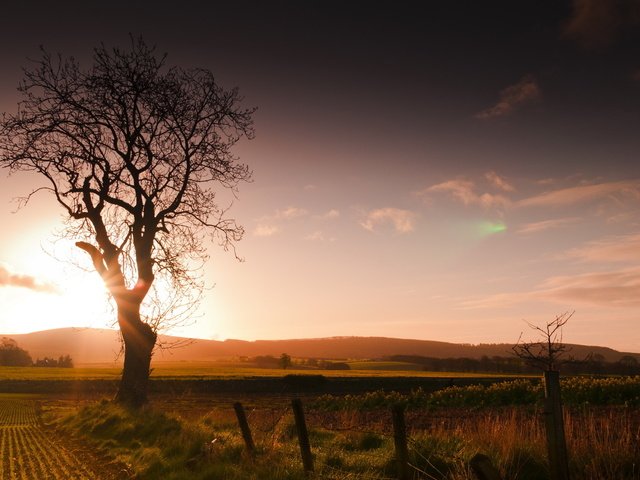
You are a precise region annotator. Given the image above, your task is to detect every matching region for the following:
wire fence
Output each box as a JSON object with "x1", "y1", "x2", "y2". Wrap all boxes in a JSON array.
[{"x1": 217, "y1": 399, "x2": 506, "y2": 480}]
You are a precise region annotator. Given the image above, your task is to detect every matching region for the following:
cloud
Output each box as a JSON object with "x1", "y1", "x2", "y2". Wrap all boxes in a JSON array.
[
  {"x1": 485, "y1": 171, "x2": 515, "y2": 192},
  {"x1": 517, "y1": 180, "x2": 640, "y2": 208},
  {"x1": 0, "y1": 265, "x2": 59, "y2": 293},
  {"x1": 476, "y1": 75, "x2": 541, "y2": 119},
  {"x1": 463, "y1": 266, "x2": 640, "y2": 310},
  {"x1": 517, "y1": 217, "x2": 581, "y2": 235},
  {"x1": 305, "y1": 231, "x2": 324, "y2": 241},
  {"x1": 305, "y1": 231, "x2": 335, "y2": 242},
  {"x1": 254, "y1": 206, "x2": 309, "y2": 234},
  {"x1": 564, "y1": 233, "x2": 640, "y2": 262},
  {"x1": 564, "y1": 0, "x2": 640, "y2": 50},
  {"x1": 318, "y1": 209, "x2": 340, "y2": 220},
  {"x1": 360, "y1": 208, "x2": 416, "y2": 234},
  {"x1": 275, "y1": 206, "x2": 308, "y2": 220},
  {"x1": 540, "y1": 268, "x2": 640, "y2": 307},
  {"x1": 422, "y1": 179, "x2": 476, "y2": 205},
  {"x1": 536, "y1": 178, "x2": 558, "y2": 186},
  {"x1": 460, "y1": 291, "x2": 532, "y2": 310},
  {"x1": 419, "y1": 179, "x2": 511, "y2": 209},
  {"x1": 253, "y1": 224, "x2": 280, "y2": 237}
]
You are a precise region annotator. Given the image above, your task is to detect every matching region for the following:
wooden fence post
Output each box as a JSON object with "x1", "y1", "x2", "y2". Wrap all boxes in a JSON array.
[
  {"x1": 291, "y1": 398, "x2": 314, "y2": 473},
  {"x1": 233, "y1": 402, "x2": 256, "y2": 456},
  {"x1": 391, "y1": 404, "x2": 410, "y2": 480},
  {"x1": 543, "y1": 370, "x2": 570, "y2": 480},
  {"x1": 470, "y1": 453, "x2": 503, "y2": 480}
]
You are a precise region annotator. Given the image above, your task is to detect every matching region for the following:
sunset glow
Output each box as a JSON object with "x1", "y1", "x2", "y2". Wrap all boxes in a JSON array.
[{"x1": 1, "y1": 1, "x2": 640, "y2": 353}]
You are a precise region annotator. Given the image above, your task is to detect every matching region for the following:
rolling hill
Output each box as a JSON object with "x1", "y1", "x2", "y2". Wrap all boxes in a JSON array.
[{"x1": 2, "y1": 327, "x2": 638, "y2": 366}]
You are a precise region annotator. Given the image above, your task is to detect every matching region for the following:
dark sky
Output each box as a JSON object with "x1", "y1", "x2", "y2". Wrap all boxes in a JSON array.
[{"x1": 2, "y1": 1, "x2": 639, "y2": 178}]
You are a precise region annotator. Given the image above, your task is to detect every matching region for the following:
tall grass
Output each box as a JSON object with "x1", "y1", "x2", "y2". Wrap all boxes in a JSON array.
[{"x1": 51, "y1": 377, "x2": 640, "y2": 479}]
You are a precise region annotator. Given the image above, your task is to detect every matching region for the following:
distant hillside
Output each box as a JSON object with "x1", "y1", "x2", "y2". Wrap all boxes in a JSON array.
[{"x1": 3, "y1": 328, "x2": 639, "y2": 366}]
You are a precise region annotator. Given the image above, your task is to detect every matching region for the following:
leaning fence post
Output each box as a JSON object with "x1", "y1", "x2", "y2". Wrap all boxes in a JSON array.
[
  {"x1": 291, "y1": 398, "x2": 314, "y2": 473},
  {"x1": 543, "y1": 370, "x2": 570, "y2": 480},
  {"x1": 391, "y1": 404, "x2": 410, "y2": 480},
  {"x1": 233, "y1": 402, "x2": 256, "y2": 456},
  {"x1": 470, "y1": 453, "x2": 503, "y2": 480}
]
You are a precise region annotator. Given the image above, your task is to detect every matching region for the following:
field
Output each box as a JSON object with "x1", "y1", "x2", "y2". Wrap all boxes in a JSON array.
[
  {"x1": 0, "y1": 361, "x2": 525, "y2": 380},
  {"x1": 1, "y1": 364, "x2": 639, "y2": 479},
  {"x1": 0, "y1": 362, "x2": 526, "y2": 399},
  {"x1": 0, "y1": 394, "x2": 125, "y2": 479}
]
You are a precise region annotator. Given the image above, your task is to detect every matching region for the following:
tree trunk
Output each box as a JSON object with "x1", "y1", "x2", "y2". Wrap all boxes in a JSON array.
[{"x1": 114, "y1": 299, "x2": 157, "y2": 408}]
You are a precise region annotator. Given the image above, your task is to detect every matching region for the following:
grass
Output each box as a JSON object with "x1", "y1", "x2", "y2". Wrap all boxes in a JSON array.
[
  {"x1": 346, "y1": 360, "x2": 424, "y2": 371},
  {"x1": 44, "y1": 376, "x2": 640, "y2": 479},
  {"x1": 49, "y1": 397, "x2": 640, "y2": 479},
  {"x1": 0, "y1": 362, "x2": 525, "y2": 381},
  {"x1": 0, "y1": 366, "x2": 123, "y2": 380},
  {"x1": 54, "y1": 400, "x2": 312, "y2": 479}
]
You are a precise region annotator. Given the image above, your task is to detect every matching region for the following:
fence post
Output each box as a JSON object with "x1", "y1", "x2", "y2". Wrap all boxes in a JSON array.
[
  {"x1": 233, "y1": 402, "x2": 256, "y2": 456},
  {"x1": 291, "y1": 398, "x2": 314, "y2": 473},
  {"x1": 543, "y1": 370, "x2": 570, "y2": 480},
  {"x1": 391, "y1": 404, "x2": 410, "y2": 480},
  {"x1": 470, "y1": 453, "x2": 503, "y2": 480}
]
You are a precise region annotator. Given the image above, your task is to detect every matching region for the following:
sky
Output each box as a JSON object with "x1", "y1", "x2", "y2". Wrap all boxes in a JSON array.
[{"x1": 1, "y1": 1, "x2": 640, "y2": 352}]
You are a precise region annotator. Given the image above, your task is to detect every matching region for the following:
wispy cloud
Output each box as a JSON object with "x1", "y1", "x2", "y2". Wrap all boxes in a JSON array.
[
  {"x1": 460, "y1": 291, "x2": 532, "y2": 310},
  {"x1": 0, "y1": 265, "x2": 59, "y2": 293},
  {"x1": 253, "y1": 224, "x2": 280, "y2": 237},
  {"x1": 254, "y1": 206, "x2": 309, "y2": 236},
  {"x1": 536, "y1": 178, "x2": 558, "y2": 186},
  {"x1": 517, "y1": 217, "x2": 580, "y2": 235},
  {"x1": 485, "y1": 171, "x2": 515, "y2": 192},
  {"x1": 564, "y1": 233, "x2": 640, "y2": 263},
  {"x1": 275, "y1": 206, "x2": 308, "y2": 220},
  {"x1": 419, "y1": 179, "x2": 511, "y2": 209},
  {"x1": 517, "y1": 180, "x2": 640, "y2": 208},
  {"x1": 317, "y1": 209, "x2": 340, "y2": 220},
  {"x1": 476, "y1": 75, "x2": 541, "y2": 120},
  {"x1": 305, "y1": 231, "x2": 336, "y2": 242},
  {"x1": 463, "y1": 266, "x2": 640, "y2": 310},
  {"x1": 564, "y1": 0, "x2": 640, "y2": 50},
  {"x1": 540, "y1": 268, "x2": 640, "y2": 307},
  {"x1": 360, "y1": 208, "x2": 416, "y2": 234}
]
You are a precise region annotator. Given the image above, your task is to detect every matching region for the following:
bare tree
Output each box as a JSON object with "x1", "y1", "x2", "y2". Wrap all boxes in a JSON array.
[
  {"x1": 0, "y1": 38, "x2": 254, "y2": 406},
  {"x1": 512, "y1": 311, "x2": 574, "y2": 371}
]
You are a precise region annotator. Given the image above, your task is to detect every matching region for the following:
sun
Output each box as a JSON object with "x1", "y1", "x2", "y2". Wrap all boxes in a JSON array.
[
  {"x1": 1, "y1": 223, "x2": 208, "y2": 337},
  {"x1": 0, "y1": 233, "x2": 115, "y2": 334}
]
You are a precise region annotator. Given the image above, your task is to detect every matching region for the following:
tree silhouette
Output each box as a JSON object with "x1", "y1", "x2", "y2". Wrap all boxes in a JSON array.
[
  {"x1": 279, "y1": 353, "x2": 292, "y2": 370},
  {"x1": 512, "y1": 311, "x2": 573, "y2": 371},
  {"x1": 0, "y1": 39, "x2": 254, "y2": 406}
]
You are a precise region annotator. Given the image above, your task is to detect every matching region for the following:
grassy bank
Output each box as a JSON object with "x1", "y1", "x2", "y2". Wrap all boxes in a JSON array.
[{"x1": 48, "y1": 377, "x2": 640, "y2": 479}]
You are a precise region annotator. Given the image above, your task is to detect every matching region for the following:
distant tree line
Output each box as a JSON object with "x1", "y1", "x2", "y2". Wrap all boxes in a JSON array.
[
  {"x1": 386, "y1": 354, "x2": 640, "y2": 375},
  {"x1": 0, "y1": 337, "x2": 73, "y2": 368},
  {"x1": 244, "y1": 355, "x2": 351, "y2": 370},
  {"x1": 0, "y1": 337, "x2": 33, "y2": 366},
  {"x1": 33, "y1": 355, "x2": 74, "y2": 368}
]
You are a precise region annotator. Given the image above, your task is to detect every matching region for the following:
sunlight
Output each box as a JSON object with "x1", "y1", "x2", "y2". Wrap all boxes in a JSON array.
[{"x1": 1, "y1": 234, "x2": 114, "y2": 333}]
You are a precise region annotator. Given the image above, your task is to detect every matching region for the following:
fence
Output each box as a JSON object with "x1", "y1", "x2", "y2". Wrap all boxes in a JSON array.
[
  {"x1": 228, "y1": 399, "x2": 510, "y2": 480},
  {"x1": 216, "y1": 372, "x2": 572, "y2": 480}
]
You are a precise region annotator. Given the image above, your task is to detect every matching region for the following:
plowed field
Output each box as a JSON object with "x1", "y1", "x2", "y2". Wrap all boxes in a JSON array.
[{"x1": 0, "y1": 396, "x2": 112, "y2": 479}]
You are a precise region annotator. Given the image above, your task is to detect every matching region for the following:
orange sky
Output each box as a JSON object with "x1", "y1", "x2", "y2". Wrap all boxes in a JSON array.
[{"x1": 1, "y1": 1, "x2": 640, "y2": 352}]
